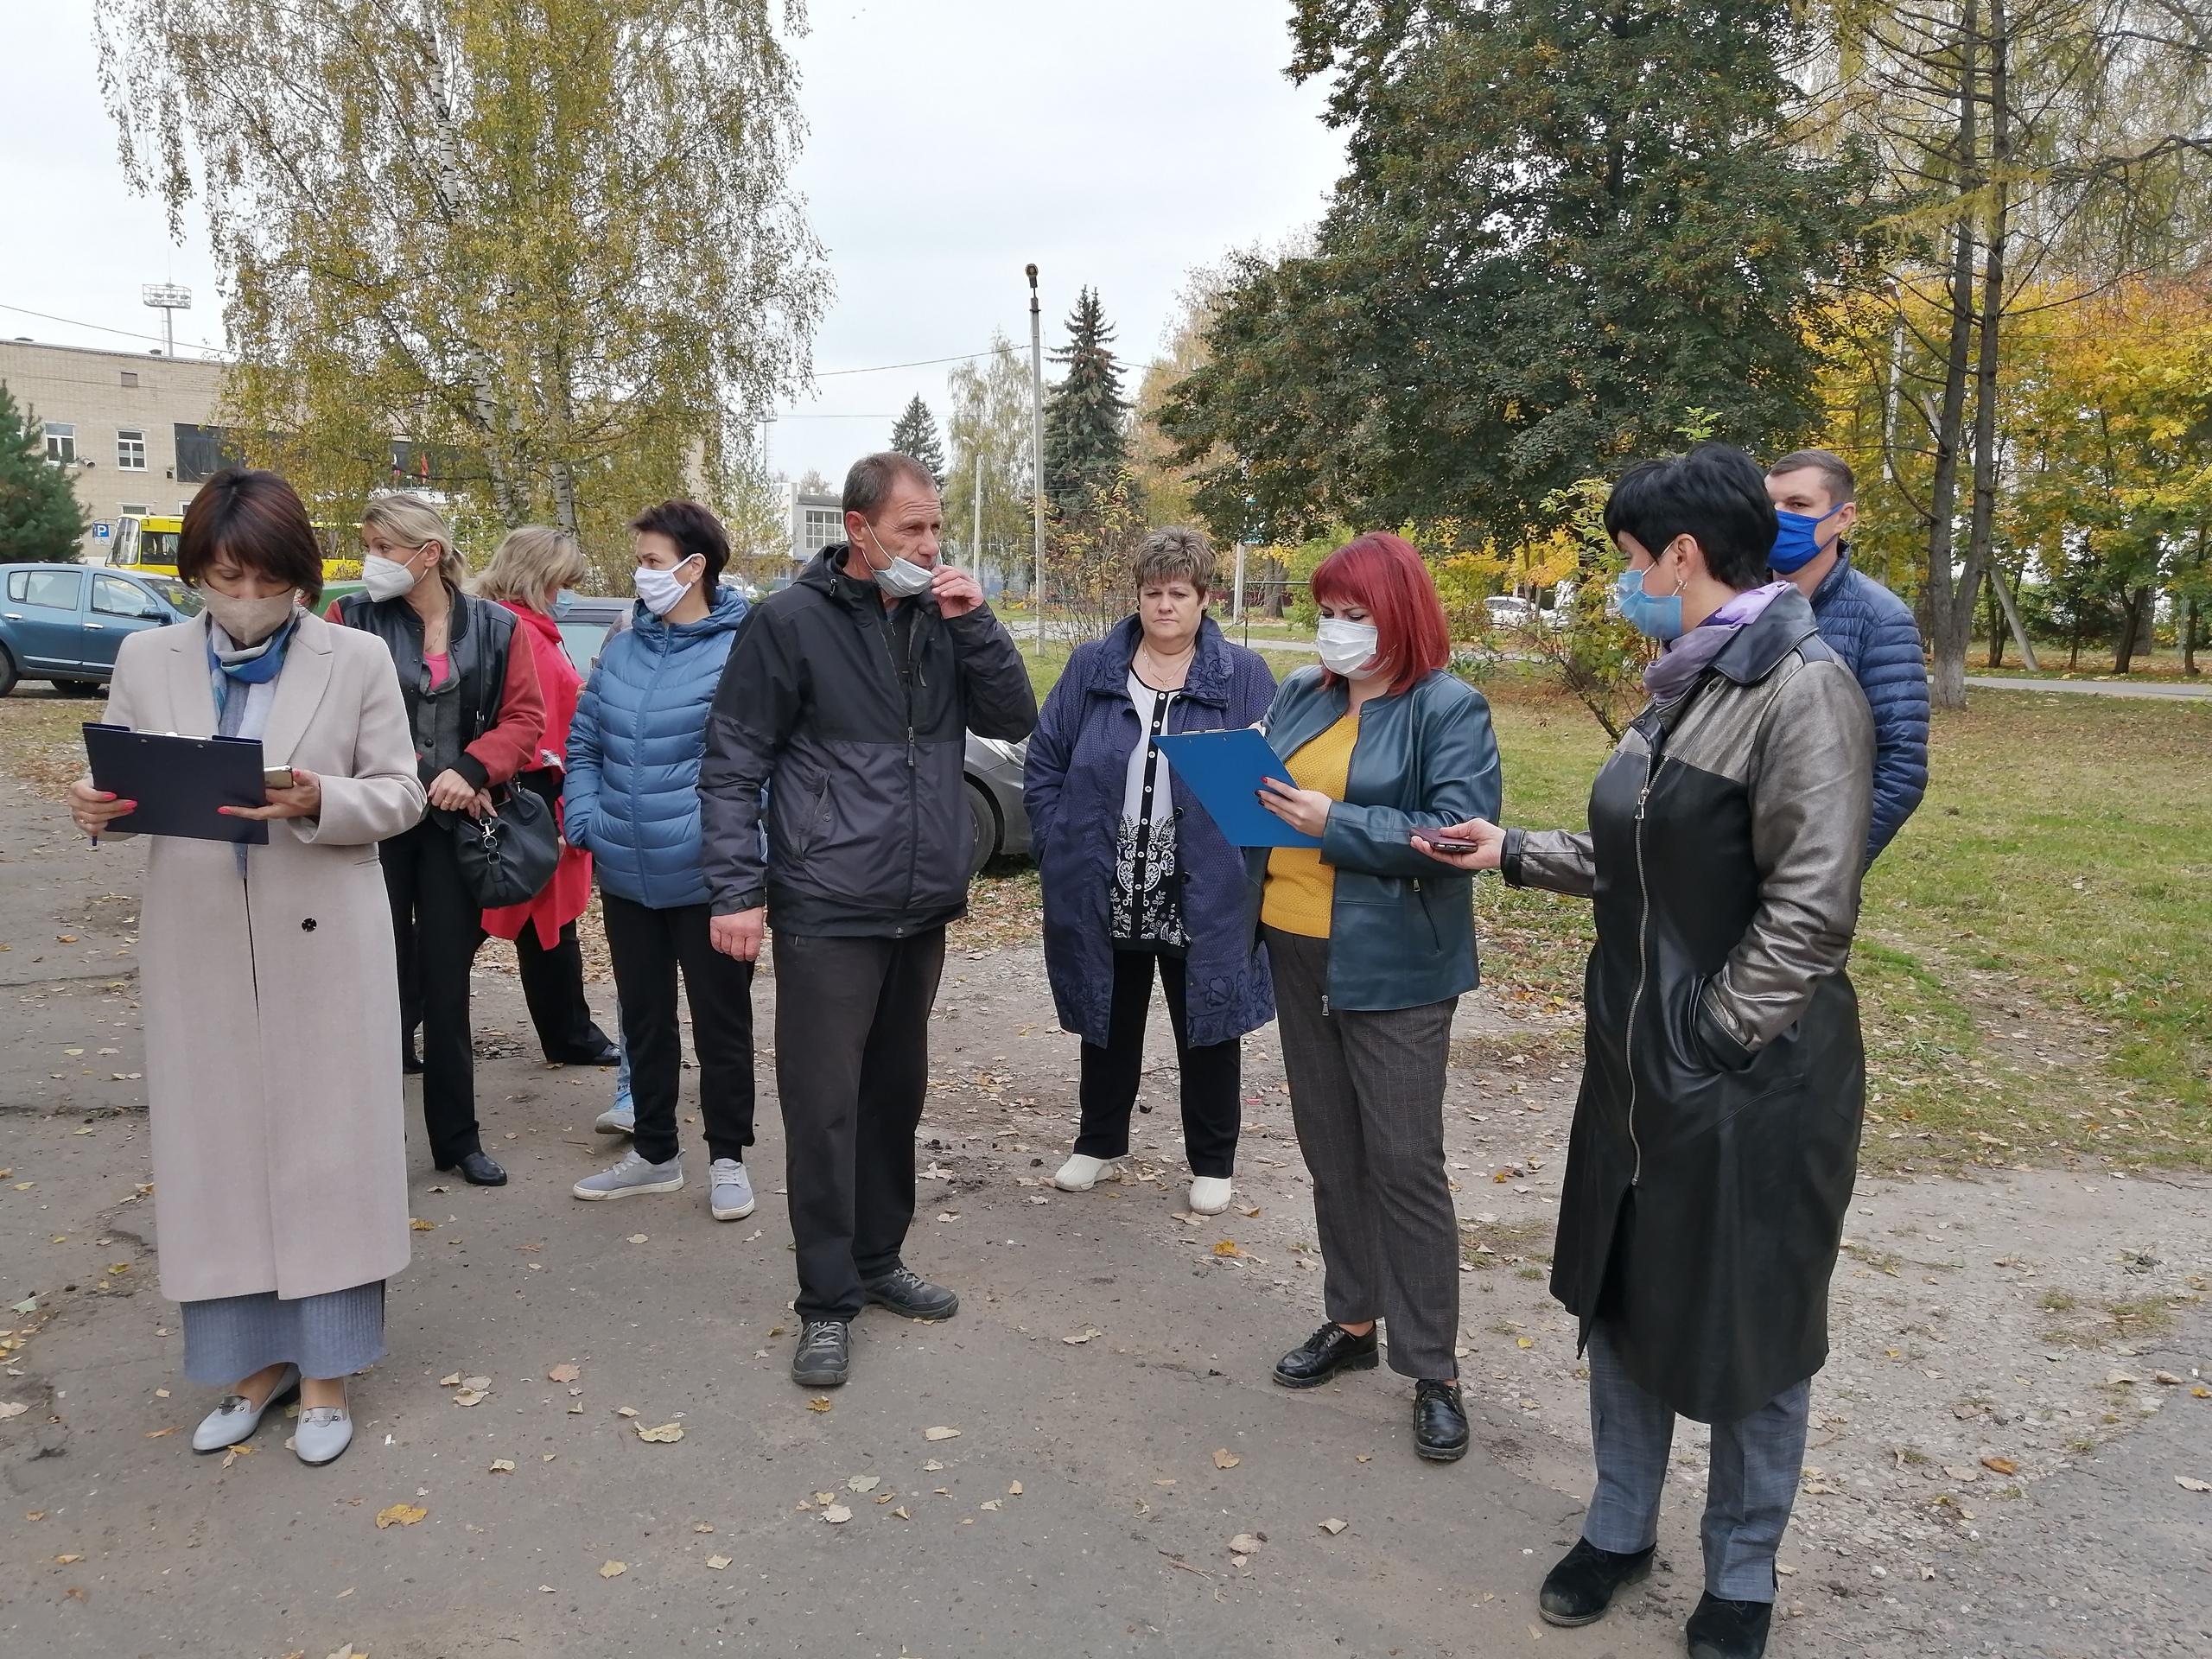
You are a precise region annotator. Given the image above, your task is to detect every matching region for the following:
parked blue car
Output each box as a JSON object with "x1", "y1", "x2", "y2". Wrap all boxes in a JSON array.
[{"x1": 0, "y1": 563, "x2": 201, "y2": 696}]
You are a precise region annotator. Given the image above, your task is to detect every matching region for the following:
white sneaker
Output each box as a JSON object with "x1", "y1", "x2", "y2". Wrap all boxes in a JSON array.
[
  {"x1": 709, "y1": 1158, "x2": 756, "y2": 1221},
  {"x1": 572, "y1": 1148, "x2": 683, "y2": 1199},
  {"x1": 1188, "y1": 1175, "x2": 1234, "y2": 1216},
  {"x1": 1053, "y1": 1153, "x2": 1113, "y2": 1192}
]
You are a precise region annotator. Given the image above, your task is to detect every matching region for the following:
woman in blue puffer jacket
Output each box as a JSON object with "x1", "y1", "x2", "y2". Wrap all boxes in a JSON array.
[{"x1": 563, "y1": 502, "x2": 757, "y2": 1224}]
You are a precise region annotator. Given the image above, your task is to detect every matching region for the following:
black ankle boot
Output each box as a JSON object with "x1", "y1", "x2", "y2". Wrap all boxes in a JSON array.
[
  {"x1": 1538, "y1": 1537, "x2": 1655, "y2": 1627},
  {"x1": 1685, "y1": 1592, "x2": 1772, "y2": 1659}
]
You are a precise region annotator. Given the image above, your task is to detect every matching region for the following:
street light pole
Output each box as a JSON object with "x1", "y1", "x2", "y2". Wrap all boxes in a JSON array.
[
  {"x1": 1027, "y1": 264, "x2": 1046, "y2": 652},
  {"x1": 972, "y1": 452, "x2": 983, "y2": 572}
]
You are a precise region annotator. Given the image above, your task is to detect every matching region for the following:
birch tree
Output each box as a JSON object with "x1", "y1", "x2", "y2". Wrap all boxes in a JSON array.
[{"x1": 99, "y1": 0, "x2": 828, "y2": 563}]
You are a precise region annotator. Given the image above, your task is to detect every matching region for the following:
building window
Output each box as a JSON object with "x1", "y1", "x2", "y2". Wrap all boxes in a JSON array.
[
  {"x1": 41, "y1": 423, "x2": 75, "y2": 464},
  {"x1": 119, "y1": 503, "x2": 151, "y2": 517},
  {"x1": 120, "y1": 371, "x2": 139, "y2": 388},
  {"x1": 118, "y1": 429, "x2": 147, "y2": 470},
  {"x1": 173, "y1": 423, "x2": 238, "y2": 485},
  {"x1": 801, "y1": 506, "x2": 841, "y2": 553}
]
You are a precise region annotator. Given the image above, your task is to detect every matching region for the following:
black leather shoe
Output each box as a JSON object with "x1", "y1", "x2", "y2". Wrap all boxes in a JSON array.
[
  {"x1": 438, "y1": 1150, "x2": 507, "y2": 1186},
  {"x1": 1685, "y1": 1592, "x2": 1772, "y2": 1659},
  {"x1": 548, "y1": 1039, "x2": 620, "y2": 1067},
  {"x1": 862, "y1": 1266, "x2": 959, "y2": 1321},
  {"x1": 1413, "y1": 1378, "x2": 1469, "y2": 1461},
  {"x1": 1539, "y1": 1537, "x2": 1655, "y2": 1626},
  {"x1": 1272, "y1": 1322, "x2": 1381, "y2": 1389},
  {"x1": 791, "y1": 1319, "x2": 851, "y2": 1388}
]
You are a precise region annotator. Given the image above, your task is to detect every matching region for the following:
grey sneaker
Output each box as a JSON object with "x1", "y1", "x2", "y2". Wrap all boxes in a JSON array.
[
  {"x1": 709, "y1": 1158, "x2": 755, "y2": 1221},
  {"x1": 791, "y1": 1319, "x2": 851, "y2": 1388},
  {"x1": 863, "y1": 1264, "x2": 960, "y2": 1321},
  {"x1": 594, "y1": 1096, "x2": 635, "y2": 1135},
  {"x1": 572, "y1": 1148, "x2": 682, "y2": 1200}
]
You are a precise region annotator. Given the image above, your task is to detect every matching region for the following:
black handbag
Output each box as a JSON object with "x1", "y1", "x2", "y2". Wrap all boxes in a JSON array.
[{"x1": 450, "y1": 784, "x2": 560, "y2": 909}]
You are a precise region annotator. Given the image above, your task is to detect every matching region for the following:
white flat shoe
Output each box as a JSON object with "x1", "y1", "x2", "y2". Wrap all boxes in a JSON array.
[
  {"x1": 294, "y1": 1402, "x2": 353, "y2": 1465},
  {"x1": 1188, "y1": 1175, "x2": 1234, "y2": 1216},
  {"x1": 191, "y1": 1363, "x2": 299, "y2": 1453},
  {"x1": 1053, "y1": 1153, "x2": 1113, "y2": 1192}
]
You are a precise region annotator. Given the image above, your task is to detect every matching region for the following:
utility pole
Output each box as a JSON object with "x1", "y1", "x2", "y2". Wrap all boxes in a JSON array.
[
  {"x1": 142, "y1": 283, "x2": 190, "y2": 358},
  {"x1": 1027, "y1": 264, "x2": 1046, "y2": 651},
  {"x1": 972, "y1": 452, "x2": 983, "y2": 574}
]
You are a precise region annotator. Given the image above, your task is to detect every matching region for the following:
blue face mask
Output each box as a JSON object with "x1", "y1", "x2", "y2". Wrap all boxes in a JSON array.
[
  {"x1": 1769, "y1": 505, "x2": 1847, "y2": 575},
  {"x1": 1615, "y1": 565, "x2": 1684, "y2": 641}
]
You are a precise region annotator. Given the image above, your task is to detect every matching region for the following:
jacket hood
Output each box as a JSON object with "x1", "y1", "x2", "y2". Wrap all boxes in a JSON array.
[
  {"x1": 500, "y1": 600, "x2": 565, "y2": 651},
  {"x1": 800, "y1": 543, "x2": 944, "y2": 621},
  {"x1": 1080, "y1": 613, "x2": 1236, "y2": 706},
  {"x1": 1709, "y1": 587, "x2": 1825, "y2": 686},
  {"x1": 629, "y1": 584, "x2": 748, "y2": 645}
]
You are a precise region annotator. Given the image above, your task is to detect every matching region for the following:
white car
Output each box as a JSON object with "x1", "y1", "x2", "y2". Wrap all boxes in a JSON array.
[{"x1": 1484, "y1": 594, "x2": 1538, "y2": 627}]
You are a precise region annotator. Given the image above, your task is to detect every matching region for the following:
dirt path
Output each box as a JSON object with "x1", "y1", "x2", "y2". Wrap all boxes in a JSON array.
[{"x1": 0, "y1": 776, "x2": 2205, "y2": 1656}]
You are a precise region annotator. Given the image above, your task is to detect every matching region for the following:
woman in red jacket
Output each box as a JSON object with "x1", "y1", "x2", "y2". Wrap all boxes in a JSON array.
[
  {"x1": 331, "y1": 493, "x2": 544, "y2": 1188},
  {"x1": 474, "y1": 528, "x2": 618, "y2": 1067}
]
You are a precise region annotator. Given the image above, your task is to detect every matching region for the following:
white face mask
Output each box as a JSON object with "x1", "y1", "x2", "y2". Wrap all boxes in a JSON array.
[
  {"x1": 1316, "y1": 616, "x2": 1383, "y2": 679},
  {"x1": 361, "y1": 550, "x2": 423, "y2": 601},
  {"x1": 860, "y1": 524, "x2": 934, "y2": 599},
  {"x1": 634, "y1": 556, "x2": 700, "y2": 618},
  {"x1": 197, "y1": 586, "x2": 299, "y2": 645}
]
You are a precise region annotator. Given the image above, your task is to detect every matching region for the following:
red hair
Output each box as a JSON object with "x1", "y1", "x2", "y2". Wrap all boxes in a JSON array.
[{"x1": 1309, "y1": 532, "x2": 1451, "y2": 696}]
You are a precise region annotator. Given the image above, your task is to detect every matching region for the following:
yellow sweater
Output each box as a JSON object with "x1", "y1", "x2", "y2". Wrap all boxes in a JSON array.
[{"x1": 1260, "y1": 713, "x2": 1359, "y2": 938}]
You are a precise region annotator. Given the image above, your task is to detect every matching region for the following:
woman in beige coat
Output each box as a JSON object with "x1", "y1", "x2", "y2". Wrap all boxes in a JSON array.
[{"x1": 68, "y1": 469, "x2": 424, "y2": 1468}]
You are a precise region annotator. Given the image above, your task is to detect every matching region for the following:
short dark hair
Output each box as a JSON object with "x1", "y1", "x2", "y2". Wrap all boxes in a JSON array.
[
  {"x1": 176, "y1": 468, "x2": 326, "y2": 603},
  {"x1": 629, "y1": 500, "x2": 729, "y2": 588},
  {"x1": 1604, "y1": 443, "x2": 1778, "y2": 591},
  {"x1": 1129, "y1": 526, "x2": 1216, "y2": 594},
  {"x1": 842, "y1": 451, "x2": 938, "y2": 523},
  {"x1": 1766, "y1": 448, "x2": 1856, "y2": 506}
]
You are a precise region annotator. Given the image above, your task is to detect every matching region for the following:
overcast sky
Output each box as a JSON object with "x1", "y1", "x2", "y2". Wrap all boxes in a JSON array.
[{"x1": 2, "y1": 1, "x2": 1344, "y2": 483}]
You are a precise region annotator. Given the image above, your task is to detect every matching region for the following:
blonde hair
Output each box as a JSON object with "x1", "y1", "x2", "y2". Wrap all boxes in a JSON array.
[
  {"x1": 474, "y1": 526, "x2": 586, "y2": 614},
  {"x1": 361, "y1": 493, "x2": 469, "y2": 586}
]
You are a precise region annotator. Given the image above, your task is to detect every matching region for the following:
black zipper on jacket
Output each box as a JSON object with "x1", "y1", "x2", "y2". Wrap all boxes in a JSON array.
[{"x1": 1624, "y1": 747, "x2": 1656, "y2": 1187}]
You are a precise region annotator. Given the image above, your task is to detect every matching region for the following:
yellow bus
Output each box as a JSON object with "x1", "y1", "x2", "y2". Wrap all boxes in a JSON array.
[{"x1": 111, "y1": 514, "x2": 361, "y2": 583}]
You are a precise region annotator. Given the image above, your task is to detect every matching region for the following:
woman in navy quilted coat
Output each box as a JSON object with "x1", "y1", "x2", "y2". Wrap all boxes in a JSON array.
[{"x1": 563, "y1": 502, "x2": 758, "y2": 1222}]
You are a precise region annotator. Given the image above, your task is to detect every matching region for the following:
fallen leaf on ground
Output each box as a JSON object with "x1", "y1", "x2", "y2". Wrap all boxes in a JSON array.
[
  {"x1": 615, "y1": 1407, "x2": 639, "y2": 1418},
  {"x1": 143, "y1": 1426, "x2": 177, "y2": 1439},
  {"x1": 1229, "y1": 1533, "x2": 1264, "y2": 1554},
  {"x1": 461, "y1": 1375, "x2": 490, "y2": 1390},
  {"x1": 2179, "y1": 1476, "x2": 2212, "y2": 1493},
  {"x1": 1063, "y1": 1328, "x2": 1102, "y2": 1344},
  {"x1": 547, "y1": 1364, "x2": 580, "y2": 1383},
  {"x1": 489, "y1": 1459, "x2": 516, "y2": 1472},
  {"x1": 1980, "y1": 1457, "x2": 2018, "y2": 1476},
  {"x1": 599, "y1": 1560, "x2": 626, "y2": 1578},
  {"x1": 0, "y1": 1402, "x2": 27, "y2": 1421},
  {"x1": 925, "y1": 1426, "x2": 961, "y2": 1440},
  {"x1": 1319, "y1": 1518, "x2": 1348, "y2": 1535},
  {"x1": 707, "y1": 1554, "x2": 732, "y2": 1569},
  {"x1": 924, "y1": 1459, "x2": 945, "y2": 1471},
  {"x1": 54, "y1": 1553, "x2": 83, "y2": 1564},
  {"x1": 822, "y1": 1503, "x2": 852, "y2": 1523},
  {"x1": 452, "y1": 1390, "x2": 486, "y2": 1408},
  {"x1": 1008, "y1": 1481, "x2": 1024, "y2": 1496},
  {"x1": 438, "y1": 1373, "x2": 462, "y2": 1386},
  {"x1": 1516, "y1": 1337, "x2": 1534, "y2": 1349},
  {"x1": 636, "y1": 1422, "x2": 683, "y2": 1443},
  {"x1": 1942, "y1": 1465, "x2": 1980, "y2": 1483},
  {"x1": 848, "y1": 1475, "x2": 880, "y2": 1492},
  {"x1": 807, "y1": 1397, "x2": 833, "y2": 1413},
  {"x1": 891, "y1": 1506, "x2": 912, "y2": 1519},
  {"x1": 626, "y1": 1234, "x2": 648, "y2": 1244},
  {"x1": 410, "y1": 1218, "x2": 436, "y2": 1231},
  {"x1": 1212, "y1": 1449, "x2": 1240, "y2": 1469},
  {"x1": 1152, "y1": 1478, "x2": 1176, "y2": 1486},
  {"x1": 1213, "y1": 1240, "x2": 1243, "y2": 1257},
  {"x1": 2152, "y1": 1370, "x2": 2183, "y2": 1386},
  {"x1": 374, "y1": 1503, "x2": 427, "y2": 1529},
  {"x1": 979, "y1": 1499, "x2": 1001, "y2": 1511},
  {"x1": 694, "y1": 1523, "x2": 714, "y2": 1533}
]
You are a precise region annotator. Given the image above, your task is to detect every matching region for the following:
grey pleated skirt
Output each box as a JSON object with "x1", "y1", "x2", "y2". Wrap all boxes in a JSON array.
[{"x1": 178, "y1": 1281, "x2": 386, "y2": 1385}]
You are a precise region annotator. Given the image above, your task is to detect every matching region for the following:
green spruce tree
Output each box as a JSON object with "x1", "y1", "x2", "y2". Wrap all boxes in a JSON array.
[
  {"x1": 1160, "y1": 0, "x2": 1871, "y2": 543},
  {"x1": 888, "y1": 395, "x2": 946, "y2": 484},
  {"x1": 0, "y1": 382, "x2": 90, "y2": 563},
  {"x1": 1043, "y1": 289, "x2": 1133, "y2": 512}
]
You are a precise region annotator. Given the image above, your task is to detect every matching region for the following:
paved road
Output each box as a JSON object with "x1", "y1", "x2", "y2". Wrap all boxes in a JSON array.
[{"x1": 1962, "y1": 676, "x2": 2212, "y2": 700}]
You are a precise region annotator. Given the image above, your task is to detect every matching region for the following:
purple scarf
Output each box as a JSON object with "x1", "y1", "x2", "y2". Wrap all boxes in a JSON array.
[{"x1": 1643, "y1": 582, "x2": 1794, "y2": 703}]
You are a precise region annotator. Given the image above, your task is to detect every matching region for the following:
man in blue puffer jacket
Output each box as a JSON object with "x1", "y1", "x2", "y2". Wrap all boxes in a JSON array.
[
  {"x1": 563, "y1": 501, "x2": 758, "y2": 1223},
  {"x1": 1766, "y1": 449, "x2": 1929, "y2": 861}
]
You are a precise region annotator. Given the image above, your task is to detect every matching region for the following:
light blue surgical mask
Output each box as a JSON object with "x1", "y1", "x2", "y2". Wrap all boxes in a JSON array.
[
  {"x1": 1615, "y1": 564, "x2": 1684, "y2": 641},
  {"x1": 1769, "y1": 504, "x2": 1847, "y2": 574}
]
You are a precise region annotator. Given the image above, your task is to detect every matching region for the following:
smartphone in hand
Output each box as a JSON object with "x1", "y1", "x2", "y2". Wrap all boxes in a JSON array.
[{"x1": 263, "y1": 766, "x2": 296, "y2": 791}]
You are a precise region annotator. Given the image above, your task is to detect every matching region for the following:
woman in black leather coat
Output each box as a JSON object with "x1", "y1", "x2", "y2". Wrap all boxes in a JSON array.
[{"x1": 1419, "y1": 445, "x2": 1873, "y2": 1659}]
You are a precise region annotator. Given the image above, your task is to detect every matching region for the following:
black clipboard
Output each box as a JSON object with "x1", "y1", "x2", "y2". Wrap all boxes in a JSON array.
[{"x1": 83, "y1": 723, "x2": 270, "y2": 844}]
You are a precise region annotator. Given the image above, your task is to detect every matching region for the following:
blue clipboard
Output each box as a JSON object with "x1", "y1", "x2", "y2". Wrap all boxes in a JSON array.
[
  {"x1": 83, "y1": 723, "x2": 270, "y2": 844},
  {"x1": 1150, "y1": 728, "x2": 1319, "y2": 849}
]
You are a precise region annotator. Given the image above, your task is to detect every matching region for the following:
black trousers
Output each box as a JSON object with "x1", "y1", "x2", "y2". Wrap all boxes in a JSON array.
[
  {"x1": 772, "y1": 928, "x2": 945, "y2": 1322},
  {"x1": 1075, "y1": 948, "x2": 1242, "y2": 1178},
  {"x1": 514, "y1": 919, "x2": 612, "y2": 1061},
  {"x1": 380, "y1": 819, "x2": 483, "y2": 1166},
  {"x1": 599, "y1": 893, "x2": 757, "y2": 1168}
]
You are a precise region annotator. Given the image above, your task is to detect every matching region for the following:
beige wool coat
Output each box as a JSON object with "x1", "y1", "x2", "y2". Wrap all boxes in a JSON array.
[{"x1": 100, "y1": 609, "x2": 426, "y2": 1304}]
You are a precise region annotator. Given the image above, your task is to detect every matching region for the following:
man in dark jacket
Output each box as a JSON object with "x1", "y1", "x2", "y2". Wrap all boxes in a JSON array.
[
  {"x1": 699, "y1": 452, "x2": 1037, "y2": 1389},
  {"x1": 1765, "y1": 449, "x2": 1929, "y2": 861}
]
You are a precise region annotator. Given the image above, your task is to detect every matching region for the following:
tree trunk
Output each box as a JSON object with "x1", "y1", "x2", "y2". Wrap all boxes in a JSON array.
[
  {"x1": 2185, "y1": 597, "x2": 2199, "y2": 677},
  {"x1": 1988, "y1": 556, "x2": 2040, "y2": 671},
  {"x1": 1985, "y1": 569, "x2": 2005, "y2": 666},
  {"x1": 2113, "y1": 586, "x2": 2152, "y2": 673},
  {"x1": 1923, "y1": 0, "x2": 1981, "y2": 712},
  {"x1": 1950, "y1": 0, "x2": 2011, "y2": 709}
]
